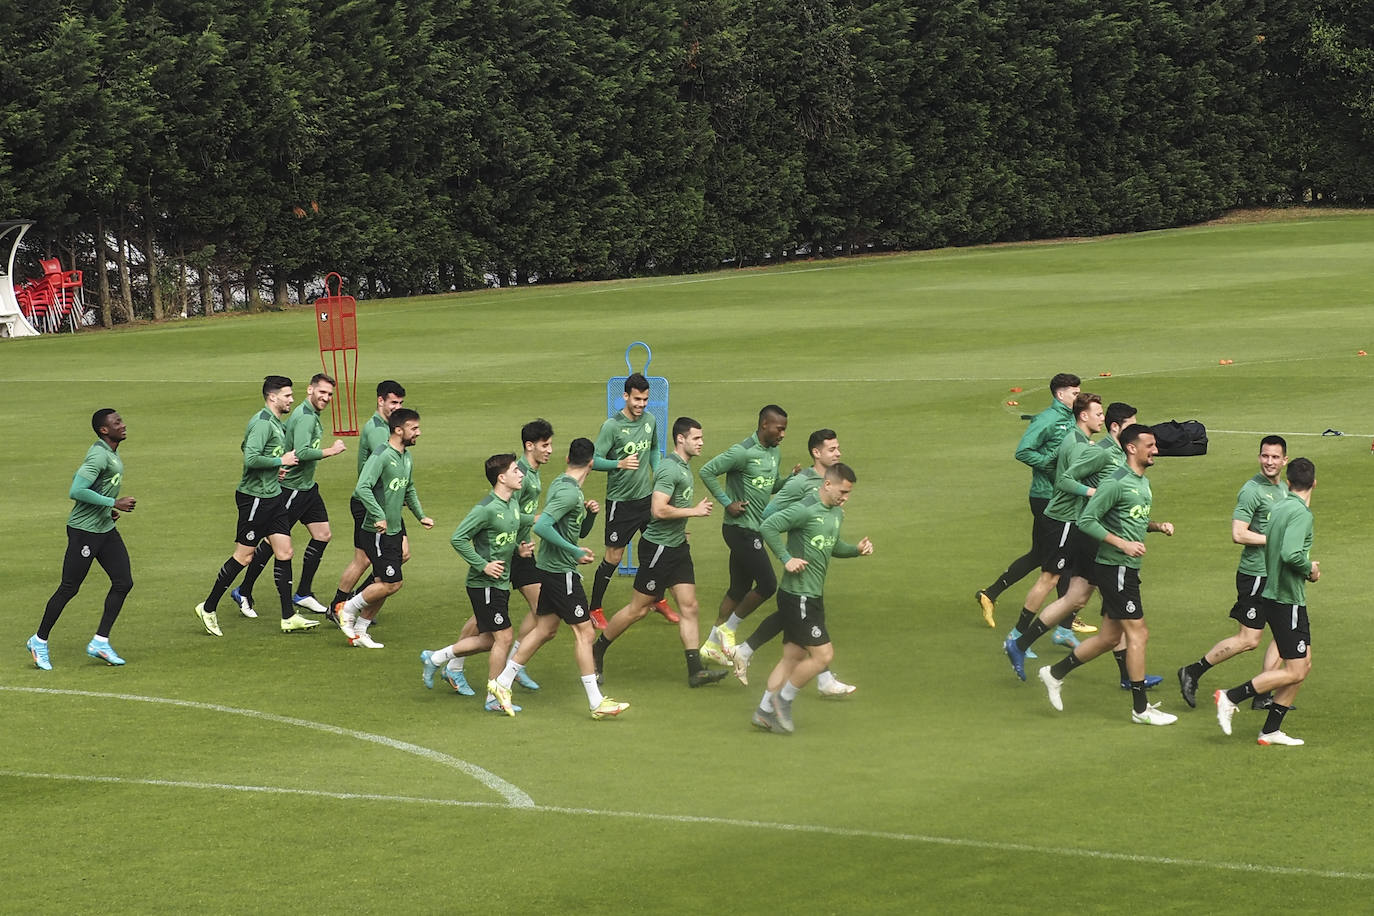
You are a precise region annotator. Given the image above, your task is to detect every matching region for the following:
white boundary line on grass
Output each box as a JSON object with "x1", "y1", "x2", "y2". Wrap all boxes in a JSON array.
[
  {"x1": 0, "y1": 686, "x2": 534, "y2": 808},
  {"x1": 1209, "y1": 428, "x2": 1374, "y2": 439},
  {"x1": 1, "y1": 769, "x2": 1370, "y2": 882}
]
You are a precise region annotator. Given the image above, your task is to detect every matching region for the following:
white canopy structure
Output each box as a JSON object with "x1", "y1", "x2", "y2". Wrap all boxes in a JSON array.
[{"x1": 0, "y1": 220, "x2": 40, "y2": 337}]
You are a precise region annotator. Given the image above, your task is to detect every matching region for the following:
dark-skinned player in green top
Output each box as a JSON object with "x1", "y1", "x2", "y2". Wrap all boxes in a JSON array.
[
  {"x1": 1214, "y1": 457, "x2": 1318, "y2": 746},
  {"x1": 441, "y1": 419, "x2": 552, "y2": 697},
  {"x1": 337, "y1": 408, "x2": 434, "y2": 648},
  {"x1": 588, "y1": 372, "x2": 676, "y2": 628},
  {"x1": 420, "y1": 453, "x2": 526, "y2": 715},
  {"x1": 698, "y1": 404, "x2": 789, "y2": 665},
  {"x1": 330, "y1": 379, "x2": 406, "y2": 621},
  {"x1": 196, "y1": 376, "x2": 320, "y2": 637},
  {"x1": 491, "y1": 438, "x2": 630, "y2": 719},
  {"x1": 592, "y1": 416, "x2": 725, "y2": 688},
  {"x1": 1035, "y1": 425, "x2": 1179, "y2": 726},
  {"x1": 234, "y1": 372, "x2": 347, "y2": 618},
  {"x1": 751, "y1": 463, "x2": 873, "y2": 735},
  {"x1": 28, "y1": 409, "x2": 139, "y2": 670},
  {"x1": 732, "y1": 428, "x2": 857, "y2": 698}
]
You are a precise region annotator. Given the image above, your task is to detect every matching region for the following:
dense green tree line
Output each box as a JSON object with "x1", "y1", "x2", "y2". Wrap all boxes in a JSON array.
[{"x1": 0, "y1": 0, "x2": 1369, "y2": 322}]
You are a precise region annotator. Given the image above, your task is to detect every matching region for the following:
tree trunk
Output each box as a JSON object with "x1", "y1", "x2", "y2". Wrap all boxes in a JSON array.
[
  {"x1": 294, "y1": 278, "x2": 307, "y2": 305},
  {"x1": 199, "y1": 266, "x2": 213, "y2": 317},
  {"x1": 247, "y1": 263, "x2": 264, "y2": 312},
  {"x1": 220, "y1": 270, "x2": 235, "y2": 314},
  {"x1": 146, "y1": 218, "x2": 163, "y2": 320},
  {"x1": 115, "y1": 222, "x2": 134, "y2": 322},
  {"x1": 273, "y1": 269, "x2": 289, "y2": 308},
  {"x1": 176, "y1": 249, "x2": 188, "y2": 318},
  {"x1": 96, "y1": 217, "x2": 113, "y2": 328}
]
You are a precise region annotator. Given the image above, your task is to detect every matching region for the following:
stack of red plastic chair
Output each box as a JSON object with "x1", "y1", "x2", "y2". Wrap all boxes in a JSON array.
[{"x1": 14, "y1": 257, "x2": 83, "y2": 332}]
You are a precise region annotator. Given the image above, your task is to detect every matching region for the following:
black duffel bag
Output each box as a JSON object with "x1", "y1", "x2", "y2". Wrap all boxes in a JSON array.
[{"x1": 1150, "y1": 420, "x2": 1208, "y2": 456}]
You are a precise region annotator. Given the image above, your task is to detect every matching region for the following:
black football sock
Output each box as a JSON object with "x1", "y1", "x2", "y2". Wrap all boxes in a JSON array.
[
  {"x1": 590, "y1": 560, "x2": 616, "y2": 610},
  {"x1": 1049, "y1": 651, "x2": 1086, "y2": 680},
  {"x1": 1225, "y1": 680, "x2": 1258, "y2": 704}
]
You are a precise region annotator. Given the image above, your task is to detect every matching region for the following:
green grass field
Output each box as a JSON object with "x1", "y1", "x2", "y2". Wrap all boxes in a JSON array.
[{"x1": 4, "y1": 211, "x2": 1374, "y2": 913}]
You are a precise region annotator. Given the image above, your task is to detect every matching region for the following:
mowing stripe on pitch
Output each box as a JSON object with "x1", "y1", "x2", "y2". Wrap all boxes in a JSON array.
[
  {"x1": 0, "y1": 686, "x2": 533, "y2": 808},
  {"x1": 2, "y1": 769, "x2": 1369, "y2": 882}
]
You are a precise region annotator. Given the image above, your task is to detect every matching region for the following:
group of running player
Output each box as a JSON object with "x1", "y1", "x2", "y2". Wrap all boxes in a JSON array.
[
  {"x1": 977, "y1": 373, "x2": 1319, "y2": 745},
  {"x1": 30, "y1": 372, "x2": 873, "y2": 732}
]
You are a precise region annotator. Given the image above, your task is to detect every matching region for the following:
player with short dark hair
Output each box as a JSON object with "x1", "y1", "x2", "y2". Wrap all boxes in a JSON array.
[
  {"x1": 491, "y1": 438, "x2": 630, "y2": 719},
  {"x1": 440, "y1": 420, "x2": 553, "y2": 696},
  {"x1": 337, "y1": 408, "x2": 435, "y2": 648},
  {"x1": 330, "y1": 380, "x2": 407, "y2": 620},
  {"x1": 1177, "y1": 436, "x2": 1288, "y2": 708},
  {"x1": 732, "y1": 428, "x2": 856, "y2": 697},
  {"x1": 976, "y1": 372, "x2": 1081, "y2": 628},
  {"x1": 233, "y1": 372, "x2": 347, "y2": 618},
  {"x1": 195, "y1": 376, "x2": 319, "y2": 636},
  {"x1": 28, "y1": 409, "x2": 138, "y2": 669},
  {"x1": 421, "y1": 453, "x2": 526, "y2": 713},
  {"x1": 1009, "y1": 393, "x2": 1104, "y2": 655},
  {"x1": 1036, "y1": 425, "x2": 1179, "y2": 725},
  {"x1": 587, "y1": 372, "x2": 664, "y2": 629},
  {"x1": 592, "y1": 417, "x2": 724, "y2": 688},
  {"x1": 1214, "y1": 458, "x2": 1318, "y2": 746},
  {"x1": 752, "y1": 463, "x2": 873, "y2": 734},
  {"x1": 698, "y1": 404, "x2": 789, "y2": 663},
  {"x1": 1004, "y1": 403, "x2": 1163, "y2": 690}
]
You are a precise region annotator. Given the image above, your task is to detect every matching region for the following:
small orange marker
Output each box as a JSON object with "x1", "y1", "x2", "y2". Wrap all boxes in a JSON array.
[
  {"x1": 1007, "y1": 400, "x2": 1019, "y2": 407},
  {"x1": 1098, "y1": 372, "x2": 1111, "y2": 377},
  {"x1": 1359, "y1": 350, "x2": 1367, "y2": 356},
  {"x1": 1009, "y1": 387, "x2": 1023, "y2": 393}
]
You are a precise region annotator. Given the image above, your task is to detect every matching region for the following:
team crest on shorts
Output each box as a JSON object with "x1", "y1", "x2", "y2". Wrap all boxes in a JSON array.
[
  {"x1": 574, "y1": 605, "x2": 585, "y2": 617},
  {"x1": 246, "y1": 530, "x2": 256, "y2": 542},
  {"x1": 753, "y1": 538, "x2": 762, "y2": 550},
  {"x1": 646, "y1": 579, "x2": 656, "y2": 592},
  {"x1": 1126, "y1": 600, "x2": 1137, "y2": 615},
  {"x1": 610, "y1": 531, "x2": 619, "y2": 543},
  {"x1": 1297, "y1": 640, "x2": 1307, "y2": 653},
  {"x1": 386, "y1": 565, "x2": 395, "y2": 576},
  {"x1": 811, "y1": 626, "x2": 822, "y2": 639},
  {"x1": 1055, "y1": 559, "x2": 1065, "y2": 570},
  {"x1": 494, "y1": 613, "x2": 505, "y2": 625},
  {"x1": 1247, "y1": 608, "x2": 1257, "y2": 620},
  {"x1": 81, "y1": 545, "x2": 91, "y2": 558}
]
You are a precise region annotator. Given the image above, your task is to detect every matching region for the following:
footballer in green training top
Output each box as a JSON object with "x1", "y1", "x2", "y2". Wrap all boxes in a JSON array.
[
  {"x1": 975, "y1": 372, "x2": 1081, "y2": 628},
  {"x1": 1003, "y1": 401, "x2": 1138, "y2": 672},
  {"x1": 698, "y1": 404, "x2": 789, "y2": 662},
  {"x1": 420, "y1": 453, "x2": 527, "y2": 715},
  {"x1": 753, "y1": 462, "x2": 873, "y2": 735},
  {"x1": 588, "y1": 372, "x2": 663, "y2": 626},
  {"x1": 593, "y1": 416, "x2": 724, "y2": 688},
  {"x1": 442, "y1": 418, "x2": 554, "y2": 698},
  {"x1": 1177, "y1": 435, "x2": 1288, "y2": 709},
  {"x1": 196, "y1": 376, "x2": 320, "y2": 637},
  {"x1": 235, "y1": 372, "x2": 347, "y2": 618},
  {"x1": 1213, "y1": 456, "x2": 1318, "y2": 746},
  {"x1": 735, "y1": 427, "x2": 856, "y2": 697},
  {"x1": 28, "y1": 409, "x2": 139, "y2": 670},
  {"x1": 330, "y1": 379, "x2": 406, "y2": 618},
  {"x1": 337, "y1": 407, "x2": 434, "y2": 649},
  {"x1": 1007, "y1": 393, "x2": 1104, "y2": 655},
  {"x1": 491, "y1": 438, "x2": 630, "y2": 719},
  {"x1": 1036, "y1": 425, "x2": 1178, "y2": 727}
]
